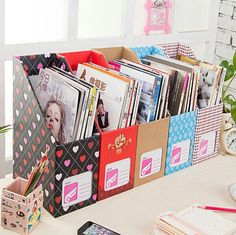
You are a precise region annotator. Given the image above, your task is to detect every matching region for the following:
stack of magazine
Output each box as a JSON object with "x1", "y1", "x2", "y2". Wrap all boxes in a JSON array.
[
  {"x1": 144, "y1": 55, "x2": 225, "y2": 113},
  {"x1": 29, "y1": 52, "x2": 224, "y2": 145},
  {"x1": 29, "y1": 67, "x2": 99, "y2": 144}
]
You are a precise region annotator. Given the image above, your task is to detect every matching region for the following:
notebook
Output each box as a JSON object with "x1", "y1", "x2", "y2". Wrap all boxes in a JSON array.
[{"x1": 155, "y1": 204, "x2": 236, "y2": 235}]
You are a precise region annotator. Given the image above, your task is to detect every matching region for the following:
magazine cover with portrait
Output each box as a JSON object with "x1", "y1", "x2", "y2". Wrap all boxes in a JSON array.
[
  {"x1": 29, "y1": 68, "x2": 80, "y2": 144},
  {"x1": 76, "y1": 63, "x2": 129, "y2": 133}
]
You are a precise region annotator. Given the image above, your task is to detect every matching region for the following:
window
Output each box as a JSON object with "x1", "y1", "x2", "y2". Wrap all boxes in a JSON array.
[
  {"x1": 77, "y1": 0, "x2": 125, "y2": 39},
  {"x1": 5, "y1": 0, "x2": 68, "y2": 44}
]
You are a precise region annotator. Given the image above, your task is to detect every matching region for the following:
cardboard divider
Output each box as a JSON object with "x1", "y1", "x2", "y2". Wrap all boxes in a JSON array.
[
  {"x1": 93, "y1": 46, "x2": 141, "y2": 68},
  {"x1": 98, "y1": 125, "x2": 138, "y2": 201},
  {"x1": 134, "y1": 116, "x2": 169, "y2": 187},
  {"x1": 59, "y1": 50, "x2": 108, "y2": 72},
  {"x1": 165, "y1": 111, "x2": 197, "y2": 175},
  {"x1": 13, "y1": 53, "x2": 100, "y2": 218},
  {"x1": 192, "y1": 103, "x2": 223, "y2": 165}
]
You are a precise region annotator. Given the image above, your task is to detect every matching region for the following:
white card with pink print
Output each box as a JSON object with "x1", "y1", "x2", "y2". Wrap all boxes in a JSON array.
[
  {"x1": 62, "y1": 171, "x2": 92, "y2": 208},
  {"x1": 170, "y1": 139, "x2": 190, "y2": 167},
  {"x1": 104, "y1": 158, "x2": 130, "y2": 191},
  {"x1": 198, "y1": 131, "x2": 216, "y2": 158},
  {"x1": 139, "y1": 148, "x2": 162, "y2": 179}
]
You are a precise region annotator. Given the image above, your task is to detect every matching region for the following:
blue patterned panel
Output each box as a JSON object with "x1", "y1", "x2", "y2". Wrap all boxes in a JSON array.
[
  {"x1": 165, "y1": 111, "x2": 197, "y2": 175},
  {"x1": 131, "y1": 46, "x2": 167, "y2": 59}
]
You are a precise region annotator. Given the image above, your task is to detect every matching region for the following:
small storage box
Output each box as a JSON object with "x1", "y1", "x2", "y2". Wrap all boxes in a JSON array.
[{"x1": 1, "y1": 177, "x2": 43, "y2": 235}]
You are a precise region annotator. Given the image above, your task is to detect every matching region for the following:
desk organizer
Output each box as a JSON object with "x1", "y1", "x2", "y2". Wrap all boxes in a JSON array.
[
  {"x1": 1, "y1": 177, "x2": 43, "y2": 235},
  {"x1": 13, "y1": 54, "x2": 100, "y2": 218},
  {"x1": 12, "y1": 45, "x2": 224, "y2": 218},
  {"x1": 192, "y1": 103, "x2": 223, "y2": 165},
  {"x1": 165, "y1": 111, "x2": 197, "y2": 175}
]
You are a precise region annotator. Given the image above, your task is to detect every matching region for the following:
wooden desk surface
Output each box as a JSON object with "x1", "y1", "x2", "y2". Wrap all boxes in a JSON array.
[{"x1": 1, "y1": 155, "x2": 236, "y2": 235}]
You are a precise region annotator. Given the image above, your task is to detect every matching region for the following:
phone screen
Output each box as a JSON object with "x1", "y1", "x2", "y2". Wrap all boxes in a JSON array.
[{"x1": 78, "y1": 221, "x2": 120, "y2": 235}]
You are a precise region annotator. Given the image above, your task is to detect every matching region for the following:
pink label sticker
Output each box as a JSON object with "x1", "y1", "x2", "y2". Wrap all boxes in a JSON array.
[
  {"x1": 141, "y1": 158, "x2": 152, "y2": 176},
  {"x1": 171, "y1": 147, "x2": 181, "y2": 165},
  {"x1": 199, "y1": 139, "x2": 208, "y2": 156},
  {"x1": 63, "y1": 182, "x2": 78, "y2": 205},
  {"x1": 106, "y1": 169, "x2": 118, "y2": 189}
]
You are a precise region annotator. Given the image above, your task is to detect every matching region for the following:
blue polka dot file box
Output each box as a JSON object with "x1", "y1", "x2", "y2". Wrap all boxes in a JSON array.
[
  {"x1": 131, "y1": 46, "x2": 167, "y2": 60},
  {"x1": 165, "y1": 111, "x2": 197, "y2": 176}
]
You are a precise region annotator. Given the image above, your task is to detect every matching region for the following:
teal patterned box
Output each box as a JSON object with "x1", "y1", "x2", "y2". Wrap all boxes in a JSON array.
[{"x1": 165, "y1": 111, "x2": 197, "y2": 175}]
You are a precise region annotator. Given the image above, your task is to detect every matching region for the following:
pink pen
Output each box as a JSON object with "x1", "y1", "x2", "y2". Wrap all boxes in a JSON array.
[{"x1": 198, "y1": 205, "x2": 236, "y2": 213}]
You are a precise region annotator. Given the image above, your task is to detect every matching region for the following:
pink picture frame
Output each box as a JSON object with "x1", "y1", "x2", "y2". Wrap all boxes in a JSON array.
[{"x1": 144, "y1": 0, "x2": 171, "y2": 35}]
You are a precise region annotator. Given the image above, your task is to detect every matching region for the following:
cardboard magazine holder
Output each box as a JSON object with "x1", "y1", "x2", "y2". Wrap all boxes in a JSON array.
[
  {"x1": 56, "y1": 51, "x2": 139, "y2": 200},
  {"x1": 192, "y1": 103, "x2": 223, "y2": 165},
  {"x1": 93, "y1": 47, "x2": 141, "y2": 68},
  {"x1": 156, "y1": 42, "x2": 224, "y2": 166},
  {"x1": 165, "y1": 111, "x2": 197, "y2": 175},
  {"x1": 97, "y1": 125, "x2": 138, "y2": 200},
  {"x1": 13, "y1": 53, "x2": 100, "y2": 218},
  {"x1": 134, "y1": 116, "x2": 170, "y2": 187},
  {"x1": 1, "y1": 177, "x2": 43, "y2": 235}
]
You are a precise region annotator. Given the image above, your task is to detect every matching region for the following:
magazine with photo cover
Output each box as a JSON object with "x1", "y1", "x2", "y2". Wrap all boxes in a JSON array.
[
  {"x1": 45, "y1": 68, "x2": 88, "y2": 140},
  {"x1": 47, "y1": 67, "x2": 99, "y2": 139},
  {"x1": 29, "y1": 68, "x2": 79, "y2": 144},
  {"x1": 197, "y1": 63, "x2": 220, "y2": 109},
  {"x1": 76, "y1": 63, "x2": 129, "y2": 133}
]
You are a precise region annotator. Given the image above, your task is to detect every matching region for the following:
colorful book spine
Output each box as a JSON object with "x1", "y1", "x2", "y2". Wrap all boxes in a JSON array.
[{"x1": 149, "y1": 75, "x2": 162, "y2": 121}]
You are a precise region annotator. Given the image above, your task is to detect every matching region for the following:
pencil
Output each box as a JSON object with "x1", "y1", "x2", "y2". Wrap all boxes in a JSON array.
[{"x1": 21, "y1": 165, "x2": 38, "y2": 196}]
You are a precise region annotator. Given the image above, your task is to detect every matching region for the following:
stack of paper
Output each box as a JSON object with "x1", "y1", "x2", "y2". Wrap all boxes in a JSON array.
[{"x1": 154, "y1": 205, "x2": 236, "y2": 235}]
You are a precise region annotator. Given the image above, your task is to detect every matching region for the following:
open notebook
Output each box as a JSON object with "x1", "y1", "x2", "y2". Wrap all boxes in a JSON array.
[{"x1": 154, "y1": 204, "x2": 236, "y2": 235}]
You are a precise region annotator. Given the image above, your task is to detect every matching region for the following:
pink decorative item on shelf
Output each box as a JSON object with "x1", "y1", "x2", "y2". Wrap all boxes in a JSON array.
[{"x1": 144, "y1": 0, "x2": 171, "y2": 35}]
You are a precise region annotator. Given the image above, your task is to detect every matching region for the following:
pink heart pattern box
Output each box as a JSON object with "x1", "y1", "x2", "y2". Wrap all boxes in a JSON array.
[{"x1": 13, "y1": 54, "x2": 100, "y2": 218}]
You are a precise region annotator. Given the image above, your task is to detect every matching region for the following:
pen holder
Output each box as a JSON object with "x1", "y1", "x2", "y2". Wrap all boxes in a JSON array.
[{"x1": 1, "y1": 177, "x2": 43, "y2": 235}]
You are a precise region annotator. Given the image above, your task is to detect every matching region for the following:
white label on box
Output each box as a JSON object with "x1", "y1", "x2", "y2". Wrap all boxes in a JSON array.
[
  {"x1": 198, "y1": 131, "x2": 216, "y2": 158},
  {"x1": 139, "y1": 148, "x2": 162, "y2": 179},
  {"x1": 62, "y1": 171, "x2": 92, "y2": 208},
  {"x1": 170, "y1": 139, "x2": 190, "y2": 167},
  {"x1": 104, "y1": 158, "x2": 130, "y2": 191}
]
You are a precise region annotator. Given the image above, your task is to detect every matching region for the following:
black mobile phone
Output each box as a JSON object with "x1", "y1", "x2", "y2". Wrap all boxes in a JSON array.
[{"x1": 77, "y1": 221, "x2": 121, "y2": 235}]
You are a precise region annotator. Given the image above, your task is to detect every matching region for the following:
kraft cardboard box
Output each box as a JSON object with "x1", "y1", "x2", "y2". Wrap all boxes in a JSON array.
[
  {"x1": 165, "y1": 111, "x2": 197, "y2": 175},
  {"x1": 93, "y1": 46, "x2": 141, "y2": 68},
  {"x1": 134, "y1": 116, "x2": 169, "y2": 187},
  {"x1": 98, "y1": 125, "x2": 138, "y2": 201},
  {"x1": 192, "y1": 103, "x2": 223, "y2": 165},
  {"x1": 13, "y1": 53, "x2": 100, "y2": 217}
]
